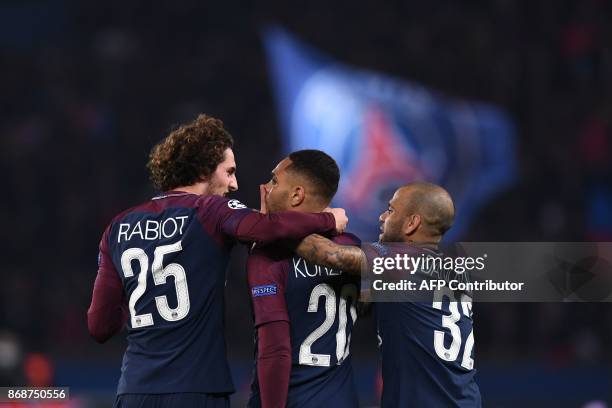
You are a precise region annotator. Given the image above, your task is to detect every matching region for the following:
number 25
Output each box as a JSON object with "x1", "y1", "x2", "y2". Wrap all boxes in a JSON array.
[{"x1": 120, "y1": 241, "x2": 190, "y2": 328}]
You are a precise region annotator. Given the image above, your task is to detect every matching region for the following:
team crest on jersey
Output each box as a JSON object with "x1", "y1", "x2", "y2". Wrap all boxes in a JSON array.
[
  {"x1": 252, "y1": 284, "x2": 278, "y2": 297},
  {"x1": 227, "y1": 199, "x2": 247, "y2": 209}
]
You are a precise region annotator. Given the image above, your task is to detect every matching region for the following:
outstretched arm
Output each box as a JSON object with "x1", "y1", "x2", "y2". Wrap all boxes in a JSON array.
[
  {"x1": 231, "y1": 209, "x2": 344, "y2": 244},
  {"x1": 201, "y1": 194, "x2": 348, "y2": 245},
  {"x1": 294, "y1": 234, "x2": 366, "y2": 275}
]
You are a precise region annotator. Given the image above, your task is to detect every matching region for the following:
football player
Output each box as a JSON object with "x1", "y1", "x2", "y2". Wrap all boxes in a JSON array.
[
  {"x1": 87, "y1": 115, "x2": 348, "y2": 408},
  {"x1": 293, "y1": 183, "x2": 481, "y2": 407},
  {"x1": 248, "y1": 150, "x2": 361, "y2": 408}
]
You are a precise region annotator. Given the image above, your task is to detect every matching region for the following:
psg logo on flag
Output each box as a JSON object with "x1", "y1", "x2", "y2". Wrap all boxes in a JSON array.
[{"x1": 264, "y1": 27, "x2": 516, "y2": 241}]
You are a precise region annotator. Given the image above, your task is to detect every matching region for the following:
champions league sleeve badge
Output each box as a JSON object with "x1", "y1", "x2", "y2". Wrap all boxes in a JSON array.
[{"x1": 227, "y1": 199, "x2": 247, "y2": 209}]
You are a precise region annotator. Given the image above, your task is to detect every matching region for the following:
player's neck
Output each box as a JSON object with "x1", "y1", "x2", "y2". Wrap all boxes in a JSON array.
[
  {"x1": 403, "y1": 233, "x2": 440, "y2": 247},
  {"x1": 173, "y1": 183, "x2": 206, "y2": 195},
  {"x1": 289, "y1": 201, "x2": 326, "y2": 213}
]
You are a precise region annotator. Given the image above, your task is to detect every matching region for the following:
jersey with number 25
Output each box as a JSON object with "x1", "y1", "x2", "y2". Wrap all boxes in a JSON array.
[{"x1": 96, "y1": 192, "x2": 260, "y2": 395}]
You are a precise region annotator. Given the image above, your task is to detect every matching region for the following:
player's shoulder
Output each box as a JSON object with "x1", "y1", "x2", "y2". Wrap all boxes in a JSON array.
[
  {"x1": 104, "y1": 192, "x2": 193, "y2": 229},
  {"x1": 368, "y1": 241, "x2": 440, "y2": 258},
  {"x1": 331, "y1": 232, "x2": 361, "y2": 246},
  {"x1": 248, "y1": 246, "x2": 288, "y2": 284},
  {"x1": 196, "y1": 194, "x2": 248, "y2": 210},
  {"x1": 251, "y1": 243, "x2": 293, "y2": 260},
  {"x1": 99, "y1": 199, "x2": 152, "y2": 244},
  {"x1": 115, "y1": 192, "x2": 247, "y2": 220},
  {"x1": 106, "y1": 200, "x2": 151, "y2": 227}
]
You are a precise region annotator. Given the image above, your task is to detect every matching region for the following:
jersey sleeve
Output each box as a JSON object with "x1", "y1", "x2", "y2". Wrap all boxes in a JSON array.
[
  {"x1": 362, "y1": 242, "x2": 388, "y2": 275},
  {"x1": 197, "y1": 195, "x2": 336, "y2": 245},
  {"x1": 257, "y1": 320, "x2": 291, "y2": 408},
  {"x1": 247, "y1": 249, "x2": 289, "y2": 327},
  {"x1": 331, "y1": 232, "x2": 362, "y2": 246},
  {"x1": 87, "y1": 224, "x2": 128, "y2": 343}
]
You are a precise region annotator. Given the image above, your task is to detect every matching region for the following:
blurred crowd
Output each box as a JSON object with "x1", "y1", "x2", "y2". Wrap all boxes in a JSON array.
[{"x1": 1, "y1": 0, "x2": 611, "y2": 387}]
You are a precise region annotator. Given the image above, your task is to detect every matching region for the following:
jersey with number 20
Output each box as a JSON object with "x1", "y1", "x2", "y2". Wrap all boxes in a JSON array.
[{"x1": 248, "y1": 234, "x2": 361, "y2": 408}]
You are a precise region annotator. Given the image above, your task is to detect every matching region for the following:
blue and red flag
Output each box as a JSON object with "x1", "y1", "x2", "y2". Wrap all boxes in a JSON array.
[{"x1": 264, "y1": 28, "x2": 516, "y2": 241}]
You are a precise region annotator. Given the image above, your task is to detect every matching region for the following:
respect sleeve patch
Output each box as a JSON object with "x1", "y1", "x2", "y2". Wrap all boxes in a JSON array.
[{"x1": 252, "y1": 284, "x2": 278, "y2": 297}]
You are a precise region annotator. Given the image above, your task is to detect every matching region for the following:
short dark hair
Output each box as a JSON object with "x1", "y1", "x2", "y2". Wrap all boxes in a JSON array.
[
  {"x1": 404, "y1": 182, "x2": 455, "y2": 236},
  {"x1": 147, "y1": 114, "x2": 233, "y2": 191},
  {"x1": 287, "y1": 149, "x2": 340, "y2": 203}
]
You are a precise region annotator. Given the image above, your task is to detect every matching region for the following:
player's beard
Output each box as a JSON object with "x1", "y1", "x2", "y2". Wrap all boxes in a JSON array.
[
  {"x1": 380, "y1": 220, "x2": 403, "y2": 243},
  {"x1": 205, "y1": 175, "x2": 230, "y2": 197},
  {"x1": 265, "y1": 189, "x2": 290, "y2": 212}
]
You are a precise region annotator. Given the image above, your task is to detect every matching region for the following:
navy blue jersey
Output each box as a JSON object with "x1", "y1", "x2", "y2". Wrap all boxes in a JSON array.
[
  {"x1": 366, "y1": 243, "x2": 481, "y2": 408},
  {"x1": 94, "y1": 191, "x2": 337, "y2": 396},
  {"x1": 113, "y1": 392, "x2": 229, "y2": 408},
  {"x1": 248, "y1": 234, "x2": 361, "y2": 408},
  {"x1": 99, "y1": 192, "x2": 252, "y2": 395}
]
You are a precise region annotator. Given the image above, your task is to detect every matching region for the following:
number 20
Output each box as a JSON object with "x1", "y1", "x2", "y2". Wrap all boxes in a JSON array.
[
  {"x1": 299, "y1": 283, "x2": 358, "y2": 367},
  {"x1": 120, "y1": 241, "x2": 190, "y2": 328}
]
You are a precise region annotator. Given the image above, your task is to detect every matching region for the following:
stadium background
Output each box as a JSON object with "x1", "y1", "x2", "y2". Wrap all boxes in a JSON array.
[{"x1": 1, "y1": 0, "x2": 611, "y2": 406}]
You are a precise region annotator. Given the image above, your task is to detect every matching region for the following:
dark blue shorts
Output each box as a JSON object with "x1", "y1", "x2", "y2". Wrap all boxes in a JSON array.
[{"x1": 113, "y1": 393, "x2": 230, "y2": 408}]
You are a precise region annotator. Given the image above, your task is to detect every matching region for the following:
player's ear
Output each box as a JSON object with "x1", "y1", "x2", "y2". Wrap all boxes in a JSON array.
[
  {"x1": 290, "y1": 186, "x2": 305, "y2": 207},
  {"x1": 403, "y1": 213, "x2": 421, "y2": 236}
]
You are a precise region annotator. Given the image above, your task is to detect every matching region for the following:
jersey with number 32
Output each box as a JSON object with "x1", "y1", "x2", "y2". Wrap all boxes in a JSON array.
[{"x1": 367, "y1": 243, "x2": 482, "y2": 408}]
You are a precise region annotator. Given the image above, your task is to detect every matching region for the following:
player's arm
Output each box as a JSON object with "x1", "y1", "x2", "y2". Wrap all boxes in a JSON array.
[
  {"x1": 257, "y1": 321, "x2": 291, "y2": 408},
  {"x1": 232, "y1": 208, "x2": 347, "y2": 244},
  {"x1": 248, "y1": 252, "x2": 291, "y2": 408},
  {"x1": 294, "y1": 233, "x2": 367, "y2": 275},
  {"x1": 204, "y1": 195, "x2": 348, "y2": 244},
  {"x1": 87, "y1": 227, "x2": 128, "y2": 343}
]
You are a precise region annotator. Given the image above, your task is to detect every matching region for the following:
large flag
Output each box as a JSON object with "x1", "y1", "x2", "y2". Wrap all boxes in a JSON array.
[{"x1": 263, "y1": 27, "x2": 516, "y2": 241}]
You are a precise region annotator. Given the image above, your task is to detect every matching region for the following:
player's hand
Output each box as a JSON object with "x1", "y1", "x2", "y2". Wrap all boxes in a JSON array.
[
  {"x1": 259, "y1": 184, "x2": 268, "y2": 214},
  {"x1": 324, "y1": 207, "x2": 348, "y2": 234}
]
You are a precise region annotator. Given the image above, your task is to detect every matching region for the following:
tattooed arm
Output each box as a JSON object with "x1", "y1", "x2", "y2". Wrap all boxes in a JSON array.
[{"x1": 294, "y1": 234, "x2": 366, "y2": 275}]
